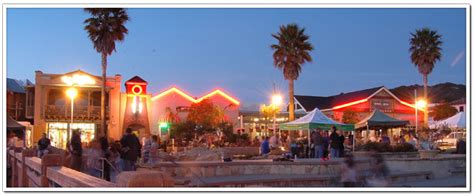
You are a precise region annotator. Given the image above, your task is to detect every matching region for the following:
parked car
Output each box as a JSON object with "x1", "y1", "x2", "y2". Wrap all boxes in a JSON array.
[{"x1": 436, "y1": 131, "x2": 466, "y2": 148}]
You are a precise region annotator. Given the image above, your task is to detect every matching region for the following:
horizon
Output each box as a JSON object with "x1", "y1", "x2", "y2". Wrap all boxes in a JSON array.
[{"x1": 7, "y1": 8, "x2": 467, "y2": 107}]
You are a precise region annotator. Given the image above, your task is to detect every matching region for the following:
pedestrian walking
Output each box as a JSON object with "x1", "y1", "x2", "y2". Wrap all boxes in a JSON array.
[
  {"x1": 99, "y1": 136, "x2": 111, "y2": 181},
  {"x1": 340, "y1": 155, "x2": 357, "y2": 187},
  {"x1": 120, "y1": 128, "x2": 142, "y2": 171},
  {"x1": 68, "y1": 130, "x2": 83, "y2": 171}
]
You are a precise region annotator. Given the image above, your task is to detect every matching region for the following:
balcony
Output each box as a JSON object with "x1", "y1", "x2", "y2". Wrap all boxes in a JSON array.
[{"x1": 44, "y1": 105, "x2": 109, "y2": 121}]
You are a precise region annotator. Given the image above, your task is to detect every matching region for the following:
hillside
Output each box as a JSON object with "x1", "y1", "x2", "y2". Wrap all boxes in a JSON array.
[{"x1": 390, "y1": 82, "x2": 466, "y2": 104}]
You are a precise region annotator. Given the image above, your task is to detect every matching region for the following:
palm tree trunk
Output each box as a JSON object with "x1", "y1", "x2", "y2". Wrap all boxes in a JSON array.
[
  {"x1": 288, "y1": 79, "x2": 295, "y2": 121},
  {"x1": 101, "y1": 52, "x2": 107, "y2": 137},
  {"x1": 423, "y1": 74, "x2": 429, "y2": 127}
]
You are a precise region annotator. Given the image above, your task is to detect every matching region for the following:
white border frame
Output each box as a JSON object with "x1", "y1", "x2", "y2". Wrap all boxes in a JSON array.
[{"x1": 1, "y1": 2, "x2": 471, "y2": 192}]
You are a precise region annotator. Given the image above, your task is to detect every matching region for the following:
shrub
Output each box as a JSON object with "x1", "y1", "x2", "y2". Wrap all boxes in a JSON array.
[
  {"x1": 391, "y1": 143, "x2": 417, "y2": 152},
  {"x1": 359, "y1": 141, "x2": 416, "y2": 152}
]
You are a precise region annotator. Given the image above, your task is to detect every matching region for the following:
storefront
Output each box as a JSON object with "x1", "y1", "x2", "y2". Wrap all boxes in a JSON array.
[{"x1": 46, "y1": 122, "x2": 96, "y2": 149}]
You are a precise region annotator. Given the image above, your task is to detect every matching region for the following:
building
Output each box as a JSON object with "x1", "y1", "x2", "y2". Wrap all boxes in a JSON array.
[
  {"x1": 292, "y1": 86, "x2": 424, "y2": 126},
  {"x1": 30, "y1": 70, "x2": 122, "y2": 148},
  {"x1": 238, "y1": 110, "x2": 306, "y2": 139},
  {"x1": 28, "y1": 70, "x2": 241, "y2": 148},
  {"x1": 6, "y1": 78, "x2": 32, "y2": 121},
  {"x1": 150, "y1": 87, "x2": 240, "y2": 139}
]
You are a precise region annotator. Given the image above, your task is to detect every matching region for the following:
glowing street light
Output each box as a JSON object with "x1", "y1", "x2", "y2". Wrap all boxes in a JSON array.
[
  {"x1": 415, "y1": 99, "x2": 427, "y2": 109},
  {"x1": 66, "y1": 88, "x2": 78, "y2": 140},
  {"x1": 271, "y1": 94, "x2": 283, "y2": 106}
]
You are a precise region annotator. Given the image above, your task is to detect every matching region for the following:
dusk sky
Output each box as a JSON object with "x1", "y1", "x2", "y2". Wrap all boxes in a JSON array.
[{"x1": 7, "y1": 8, "x2": 466, "y2": 108}]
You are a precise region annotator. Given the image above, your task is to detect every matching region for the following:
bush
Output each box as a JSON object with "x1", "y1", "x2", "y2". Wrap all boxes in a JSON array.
[
  {"x1": 391, "y1": 143, "x2": 416, "y2": 152},
  {"x1": 359, "y1": 141, "x2": 416, "y2": 152}
]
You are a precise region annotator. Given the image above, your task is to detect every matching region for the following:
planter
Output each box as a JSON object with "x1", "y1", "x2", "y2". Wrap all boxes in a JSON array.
[
  {"x1": 419, "y1": 150, "x2": 440, "y2": 159},
  {"x1": 379, "y1": 152, "x2": 419, "y2": 159}
]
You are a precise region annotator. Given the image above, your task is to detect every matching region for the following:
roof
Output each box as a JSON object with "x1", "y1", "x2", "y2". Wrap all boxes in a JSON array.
[
  {"x1": 7, "y1": 115, "x2": 25, "y2": 130},
  {"x1": 449, "y1": 98, "x2": 466, "y2": 105},
  {"x1": 355, "y1": 109, "x2": 409, "y2": 129},
  {"x1": 125, "y1": 76, "x2": 148, "y2": 85},
  {"x1": 295, "y1": 86, "x2": 383, "y2": 111},
  {"x1": 7, "y1": 78, "x2": 25, "y2": 94},
  {"x1": 280, "y1": 108, "x2": 354, "y2": 131}
]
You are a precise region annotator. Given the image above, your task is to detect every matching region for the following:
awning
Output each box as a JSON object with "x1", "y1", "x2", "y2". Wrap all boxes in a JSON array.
[
  {"x1": 429, "y1": 111, "x2": 466, "y2": 129},
  {"x1": 355, "y1": 109, "x2": 409, "y2": 129},
  {"x1": 280, "y1": 108, "x2": 354, "y2": 131},
  {"x1": 7, "y1": 115, "x2": 25, "y2": 131}
]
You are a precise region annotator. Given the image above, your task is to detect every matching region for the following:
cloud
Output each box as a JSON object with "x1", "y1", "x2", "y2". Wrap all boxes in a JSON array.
[{"x1": 450, "y1": 51, "x2": 465, "y2": 67}]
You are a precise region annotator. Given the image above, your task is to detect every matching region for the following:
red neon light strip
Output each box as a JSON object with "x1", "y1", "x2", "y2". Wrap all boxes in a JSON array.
[
  {"x1": 332, "y1": 99, "x2": 368, "y2": 110},
  {"x1": 151, "y1": 87, "x2": 240, "y2": 105},
  {"x1": 151, "y1": 87, "x2": 196, "y2": 103}
]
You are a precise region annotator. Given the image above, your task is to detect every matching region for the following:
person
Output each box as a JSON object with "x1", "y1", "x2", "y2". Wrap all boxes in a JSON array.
[
  {"x1": 8, "y1": 133, "x2": 19, "y2": 148},
  {"x1": 149, "y1": 135, "x2": 160, "y2": 164},
  {"x1": 322, "y1": 131, "x2": 330, "y2": 160},
  {"x1": 365, "y1": 153, "x2": 389, "y2": 187},
  {"x1": 120, "y1": 128, "x2": 142, "y2": 171},
  {"x1": 142, "y1": 134, "x2": 152, "y2": 164},
  {"x1": 260, "y1": 136, "x2": 270, "y2": 155},
  {"x1": 269, "y1": 133, "x2": 280, "y2": 149},
  {"x1": 339, "y1": 131, "x2": 345, "y2": 157},
  {"x1": 99, "y1": 137, "x2": 111, "y2": 181},
  {"x1": 456, "y1": 138, "x2": 466, "y2": 154},
  {"x1": 37, "y1": 133, "x2": 51, "y2": 158},
  {"x1": 69, "y1": 130, "x2": 83, "y2": 171},
  {"x1": 348, "y1": 133, "x2": 354, "y2": 146},
  {"x1": 329, "y1": 128, "x2": 340, "y2": 158},
  {"x1": 340, "y1": 155, "x2": 357, "y2": 187},
  {"x1": 312, "y1": 131, "x2": 323, "y2": 158},
  {"x1": 381, "y1": 134, "x2": 390, "y2": 144}
]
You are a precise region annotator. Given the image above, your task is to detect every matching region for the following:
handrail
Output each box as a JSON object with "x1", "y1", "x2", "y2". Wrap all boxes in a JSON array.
[{"x1": 97, "y1": 157, "x2": 120, "y2": 180}]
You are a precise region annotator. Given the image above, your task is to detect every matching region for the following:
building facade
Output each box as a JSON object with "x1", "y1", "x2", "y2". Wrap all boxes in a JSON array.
[
  {"x1": 29, "y1": 70, "x2": 241, "y2": 148},
  {"x1": 31, "y1": 70, "x2": 122, "y2": 148},
  {"x1": 292, "y1": 86, "x2": 424, "y2": 126},
  {"x1": 150, "y1": 87, "x2": 240, "y2": 139}
]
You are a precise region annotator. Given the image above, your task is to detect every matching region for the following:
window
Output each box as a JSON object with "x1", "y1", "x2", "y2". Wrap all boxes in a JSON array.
[{"x1": 47, "y1": 89, "x2": 66, "y2": 105}]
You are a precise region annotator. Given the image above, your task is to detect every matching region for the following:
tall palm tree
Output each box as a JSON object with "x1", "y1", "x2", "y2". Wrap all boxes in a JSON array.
[
  {"x1": 271, "y1": 24, "x2": 313, "y2": 121},
  {"x1": 84, "y1": 8, "x2": 129, "y2": 137},
  {"x1": 409, "y1": 28, "x2": 442, "y2": 126}
]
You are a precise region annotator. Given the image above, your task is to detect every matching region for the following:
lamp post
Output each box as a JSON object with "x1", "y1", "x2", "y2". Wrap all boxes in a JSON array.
[
  {"x1": 271, "y1": 94, "x2": 283, "y2": 135},
  {"x1": 415, "y1": 97, "x2": 427, "y2": 132},
  {"x1": 66, "y1": 88, "x2": 78, "y2": 141}
]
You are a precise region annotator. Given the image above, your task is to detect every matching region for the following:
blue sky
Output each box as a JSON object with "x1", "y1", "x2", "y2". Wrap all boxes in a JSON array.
[{"x1": 7, "y1": 8, "x2": 466, "y2": 107}]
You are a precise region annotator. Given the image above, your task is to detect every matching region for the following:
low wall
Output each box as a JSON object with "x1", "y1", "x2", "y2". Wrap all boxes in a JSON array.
[
  {"x1": 144, "y1": 158, "x2": 372, "y2": 179},
  {"x1": 385, "y1": 154, "x2": 466, "y2": 179}
]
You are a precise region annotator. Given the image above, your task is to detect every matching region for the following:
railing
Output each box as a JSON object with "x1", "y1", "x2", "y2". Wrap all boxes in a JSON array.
[
  {"x1": 44, "y1": 105, "x2": 109, "y2": 121},
  {"x1": 7, "y1": 148, "x2": 173, "y2": 188}
]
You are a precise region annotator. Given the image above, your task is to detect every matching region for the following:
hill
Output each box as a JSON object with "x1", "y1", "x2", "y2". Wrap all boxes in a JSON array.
[{"x1": 390, "y1": 82, "x2": 466, "y2": 103}]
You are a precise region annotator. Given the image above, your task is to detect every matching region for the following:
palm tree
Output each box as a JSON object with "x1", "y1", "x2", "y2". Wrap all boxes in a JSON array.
[
  {"x1": 84, "y1": 8, "x2": 129, "y2": 137},
  {"x1": 271, "y1": 23, "x2": 313, "y2": 121},
  {"x1": 409, "y1": 28, "x2": 442, "y2": 126}
]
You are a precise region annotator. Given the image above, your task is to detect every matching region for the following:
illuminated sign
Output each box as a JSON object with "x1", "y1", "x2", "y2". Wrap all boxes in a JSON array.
[
  {"x1": 131, "y1": 85, "x2": 143, "y2": 95},
  {"x1": 151, "y1": 87, "x2": 240, "y2": 105}
]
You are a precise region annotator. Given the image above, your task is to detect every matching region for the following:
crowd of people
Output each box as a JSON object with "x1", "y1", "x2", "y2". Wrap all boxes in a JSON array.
[{"x1": 33, "y1": 127, "x2": 165, "y2": 181}]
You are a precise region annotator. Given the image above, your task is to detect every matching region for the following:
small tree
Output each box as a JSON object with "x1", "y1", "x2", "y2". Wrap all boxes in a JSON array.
[
  {"x1": 342, "y1": 109, "x2": 359, "y2": 124},
  {"x1": 187, "y1": 99, "x2": 224, "y2": 129},
  {"x1": 430, "y1": 103, "x2": 458, "y2": 121}
]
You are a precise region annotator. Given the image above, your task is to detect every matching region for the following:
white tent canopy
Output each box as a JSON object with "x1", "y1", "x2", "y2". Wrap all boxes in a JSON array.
[
  {"x1": 429, "y1": 111, "x2": 466, "y2": 129},
  {"x1": 279, "y1": 108, "x2": 354, "y2": 131}
]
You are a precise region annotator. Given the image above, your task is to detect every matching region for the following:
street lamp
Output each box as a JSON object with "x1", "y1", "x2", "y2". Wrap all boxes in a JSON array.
[
  {"x1": 271, "y1": 94, "x2": 283, "y2": 135},
  {"x1": 66, "y1": 87, "x2": 78, "y2": 141},
  {"x1": 415, "y1": 99, "x2": 427, "y2": 132}
]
